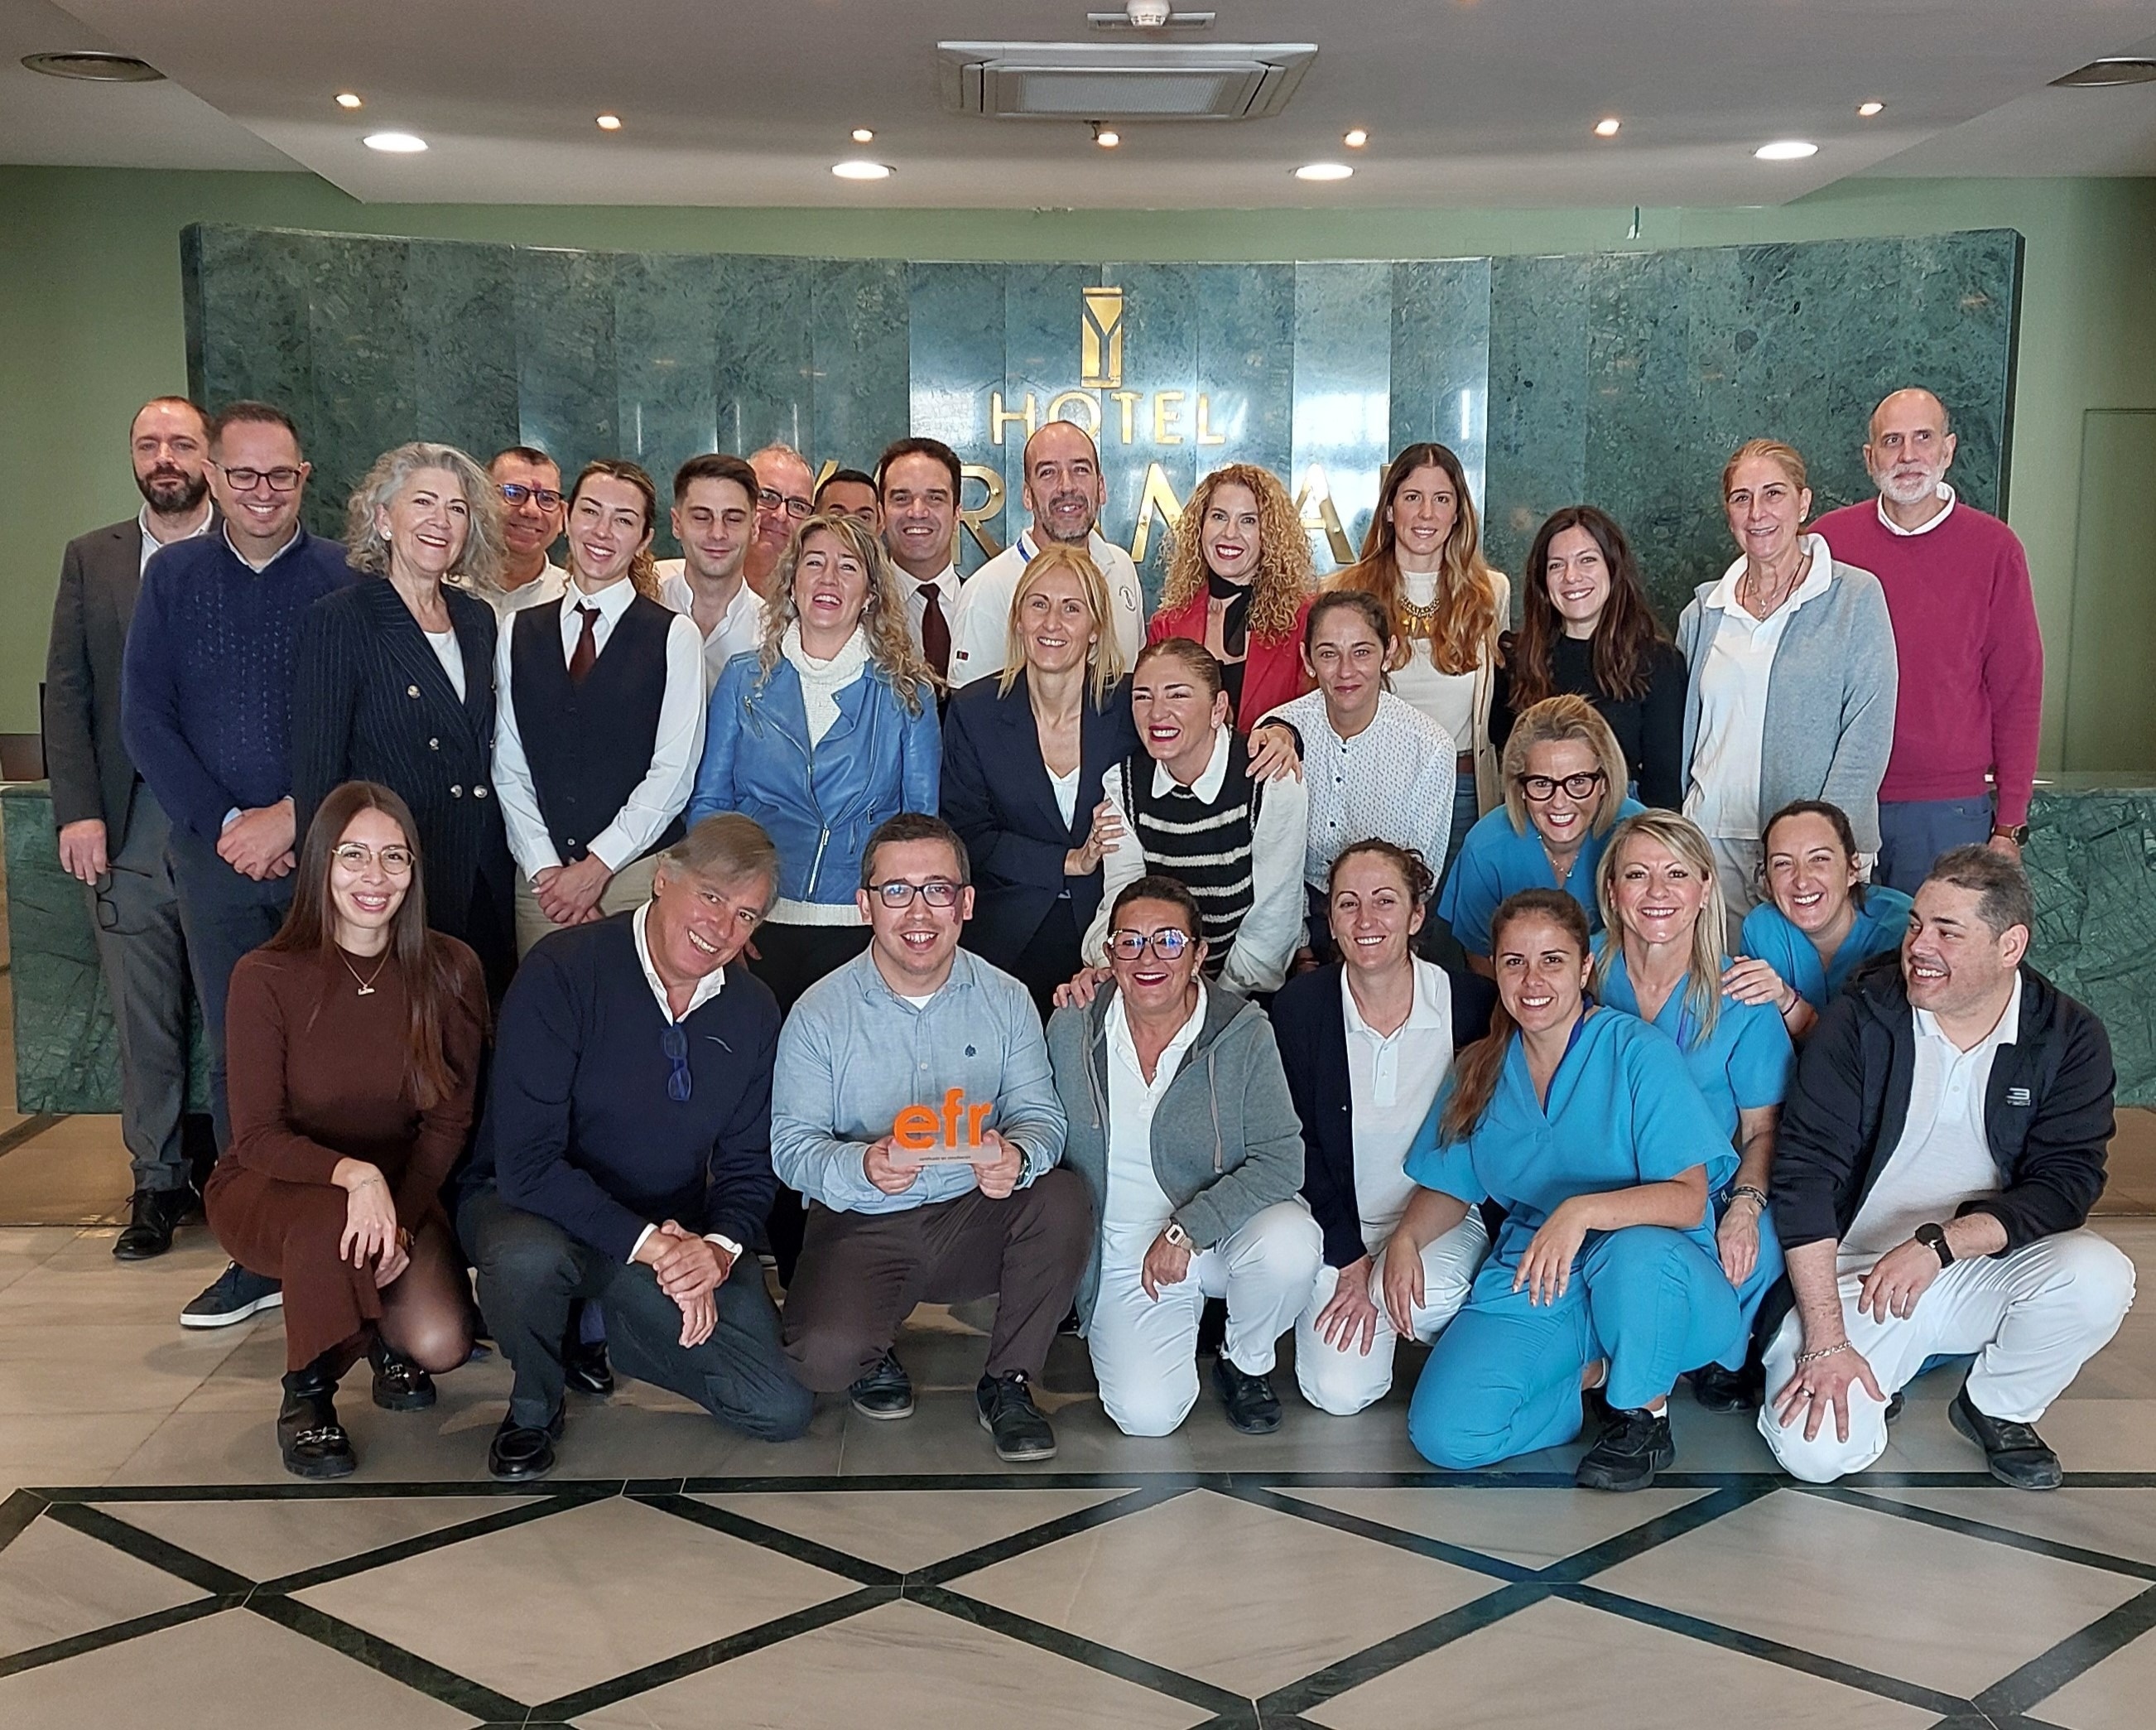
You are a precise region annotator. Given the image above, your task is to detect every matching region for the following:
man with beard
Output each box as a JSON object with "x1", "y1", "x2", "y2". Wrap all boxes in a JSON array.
[
  {"x1": 947, "y1": 421, "x2": 1147, "y2": 687},
  {"x1": 745, "y1": 443, "x2": 816, "y2": 600},
  {"x1": 655, "y1": 453, "x2": 766, "y2": 692},
  {"x1": 1815, "y1": 389, "x2": 2043, "y2": 893},
  {"x1": 44, "y1": 398, "x2": 219, "y2": 1260}
]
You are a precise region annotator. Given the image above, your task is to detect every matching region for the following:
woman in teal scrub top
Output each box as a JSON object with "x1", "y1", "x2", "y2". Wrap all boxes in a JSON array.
[
  {"x1": 1594, "y1": 810, "x2": 1793, "y2": 1413},
  {"x1": 1725, "y1": 799, "x2": 1914, "y2": 1042},
  {"x1": 1389, "y1": 888, "x2": 1740, "y2": 1491},
  {"x1": 1437, "y1": 695, "x2": 1644, "y2": 977}
]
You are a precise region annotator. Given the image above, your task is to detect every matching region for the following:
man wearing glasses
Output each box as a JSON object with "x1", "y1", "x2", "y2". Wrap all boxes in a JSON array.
[
  {"x1": 469, "y1": 446, "x2": 568, "y2": 615},
  {"x1": 1047, "y1": 875, "x2": 1321, "y2": 1438},
  {"x1": 745, "y1": 442, "x2": 816, "y2": 599},
  {"x1": 460, "y1": 814, "x2": 813, "y2": 1481},
  {"x1": 772, "y1": 813, "x2": 1090, "y2": 1462},
  {"x1": 122, "y1": 400, "x2": 356, "y2": 1327}
]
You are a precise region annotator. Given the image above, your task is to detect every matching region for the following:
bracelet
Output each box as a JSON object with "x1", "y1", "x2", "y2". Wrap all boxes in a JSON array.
[
  {"x1": 1728, "y1": 1184, "x2": 1769, "y2": 1212},
  {"x1": 1794, "y1": 1340, "x2": 1850, "y2": 1368}
]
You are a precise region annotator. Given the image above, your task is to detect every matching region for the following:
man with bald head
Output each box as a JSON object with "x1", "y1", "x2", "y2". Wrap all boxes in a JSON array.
[
  {"x1": 947, "y1": 419, "x2": 1147, "y2": 687},
  {"x1": 745, "y1": 443, "x2": 816, "y2": 600},
  {"x1": 1815, "y1": 389, "x2": 2043, "y2": 893}
]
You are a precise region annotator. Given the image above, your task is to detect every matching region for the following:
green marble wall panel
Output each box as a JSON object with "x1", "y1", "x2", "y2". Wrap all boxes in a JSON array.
[
  {"x1": 618, "y1": 251, "x2": 723, "y2": 543},
  {"x1": 907, "y1": 263, "x2": 1005, "y2": 569},
  {"x1": 710, "y1": 253, "x2": 814, "y2": 458},
  {"x1": 809, "y1": 260, "x2": 910, "y2": 476},
  {"x1": 513, "y1": 246, "x2": 619, "y2": 493},
  {"x1": 1292, "y1": 262, "x2": 1393, "y2": 574},
  {"x1": 1388, "y1": 258, "x2": 1494, "y2": 504},
  {"x1": 2025, "y1": 783, "x2": 2156, "y2": 1107},
  {"x1": 406, "y1": 241, "x2": 519, "y2": 468},
  {"x1": 1191, "y1": 263, "x2": 1297, "y2": 481},
  {"x1": 307, "y1": 234, "x2": 417, "y2": 544}
]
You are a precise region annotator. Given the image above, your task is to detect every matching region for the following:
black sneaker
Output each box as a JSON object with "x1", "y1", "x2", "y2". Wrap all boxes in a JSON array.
[
  {"x1": 488, "y1": 1406, "x2": 565, "y2": 1482},
  {"x1": 1949, "y1": 1386, "x2": 2063, "y2": 1490},
  {"x1": 368, "y1": 1337, "x2": 436, "y2": 1411},
  {"x1": 976, "y1": 1370, "x2": 1057, "y2": 1462},
  {"x1": 1211, "y1": 1356, "x2": 1283, "y2": 1435},
  {"x1": 1690, "y1": 1361, "x2": 1761, "y2": 1413},
  {"x1": 1575, "y1": 1403, "x2": 1676, "y2": 1491},
  {"x1": 180, "y1": 1262, "x2": 282, "y2": 1329},
  {"x1": 113, "y1": 1188, "x2": 190, "y2": 1261},
  {"x1": 849, "y1": 1350, "x2": 914, "y2": 1420}
]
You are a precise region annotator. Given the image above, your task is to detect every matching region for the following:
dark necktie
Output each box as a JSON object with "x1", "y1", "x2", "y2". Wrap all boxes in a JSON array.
[
  {"x1": 918, "y1": 581, "x2": 951, "y2": 679},
  {"x1": 569, "y1": 603, "x2": 600, "y2": 684}
]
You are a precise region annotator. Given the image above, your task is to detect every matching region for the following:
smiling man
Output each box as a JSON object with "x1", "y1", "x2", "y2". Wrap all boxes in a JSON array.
[
  {"x1": 460, "y1": 813, "x2": 814, "y2": 1482},
  {"x1": 1761, "y1": 846, "x2": 2134, "y2": 1489},
  {"x1": 655, "y1": 453, "x2": 765, "y2": 692},
  {"x1": 472, "y1": 446, "x2": 569, "y2": 615},
  {"x1": 745, "y1": 442, "x2": 816, "y2": 599},
  {"x1": 877, "y1": 436, "x2": 964, "y2": 683}
]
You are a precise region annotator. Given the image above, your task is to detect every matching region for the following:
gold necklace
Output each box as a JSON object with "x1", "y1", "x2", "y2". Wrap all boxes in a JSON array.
[{"x1": 339, "y1": 948, "x2": 392, "y2": 997}]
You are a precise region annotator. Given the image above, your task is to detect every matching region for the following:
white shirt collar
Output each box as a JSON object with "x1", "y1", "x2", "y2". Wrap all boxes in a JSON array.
[
  {"x1": 224, "y1": 523, "x2": 301, "y2": 572},
  {"x1": 1019, "y1": 529, "x2": 1109, "y2": 564},
  {"x1": 661, "y1": 568, "x2": 761, "y2": 642},
  {"x1": 1107, "y1": 989, "x2": 1207, "y2": 1087},
  {"x1": 565, "y1": 572, "x2": 640, "y2": 624},
  {"x1": 908, "y1": 561, "x2": 961, "y2": 602},
  {"x1": 1914, "y1": 971, "x2": 2021, "y2": 1062},
  {"x1": 140, "y1": 500, "x2": 214, "y2": 548},
  {"x1": 1703, "y1": 532, "x2": 1836, "y2": 620},
  {"x1": 1153, "y1": 724, "x2": 1233, "y2": 800},
  {"x1": 1341, "y1": 956, "x2": 1446, "y2": 1043},
  {"x1": 632, "y1": 902, "x2": 727, "y2": 1024},
  {"x1": 1876, "y1": 482, "x2": 1957, "y2": 537}
]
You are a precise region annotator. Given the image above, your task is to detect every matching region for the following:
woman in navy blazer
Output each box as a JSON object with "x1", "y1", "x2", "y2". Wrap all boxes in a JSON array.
[
  {"x1": 941, "y1": 543, "x2": 1140, "y2": 1016},
  {"x1": 294, "y1": 443, "x2": 517, "y2": 999}
]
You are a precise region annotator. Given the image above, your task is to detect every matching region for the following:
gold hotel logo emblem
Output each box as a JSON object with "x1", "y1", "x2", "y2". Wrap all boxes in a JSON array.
[{"x1": 1081, "y1": 286, "x2": 1124, "y2": 390}]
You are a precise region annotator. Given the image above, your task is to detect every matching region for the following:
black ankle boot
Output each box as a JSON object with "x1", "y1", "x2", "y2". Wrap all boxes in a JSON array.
[{"x1": 278, "y1": 1352, "x2": 357, "y2": 1479}]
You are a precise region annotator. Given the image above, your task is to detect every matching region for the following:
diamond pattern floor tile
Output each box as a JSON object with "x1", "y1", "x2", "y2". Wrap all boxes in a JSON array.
[
  {"x1": 99, "y1": 1495, "x2": 522, "y2": 1582},
  {"x1": 2027, "y1": 1621, "x2": 2156, "y2": 1730},
  {"x1": 1855, "y1": 1485, "x2": 2156, "y2": 1568},
  {"x1": 694, "y1": 1487, "x2": 1127, "y2": 1573},
  {"x1": 1279, "y1": 1486, "x2": 1711, "y2": 1571},
  {"x1": 0, "y1": 1515, "x2": 203, "y2": 1660}
]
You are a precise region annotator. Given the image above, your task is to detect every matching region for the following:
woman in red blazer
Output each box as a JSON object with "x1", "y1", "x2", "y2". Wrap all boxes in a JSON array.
[{"x1": 1147, "y1": 463, "x2": 1315, "y2": 731}]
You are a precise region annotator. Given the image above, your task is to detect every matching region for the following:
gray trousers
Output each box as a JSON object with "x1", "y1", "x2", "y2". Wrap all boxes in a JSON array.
[{"x1": 87, "y1": 792, "x2": 192, "y2": 1193}]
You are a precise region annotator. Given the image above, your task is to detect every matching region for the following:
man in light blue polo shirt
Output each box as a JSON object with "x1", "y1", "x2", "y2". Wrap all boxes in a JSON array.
[{"x1": 773, "y1": 812, "x2": 1090, "y2": 1461}]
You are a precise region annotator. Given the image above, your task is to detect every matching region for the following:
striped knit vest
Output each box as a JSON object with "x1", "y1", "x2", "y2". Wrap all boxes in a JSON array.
[{"x1": 1119, "y1": 733, "x2": 1264, "y2": 978}]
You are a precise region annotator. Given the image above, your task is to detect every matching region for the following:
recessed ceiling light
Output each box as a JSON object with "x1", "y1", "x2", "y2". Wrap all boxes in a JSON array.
[
  {"x1": 20, "y1": 51, "x2": 162, "y2": 82},
  {"x1": 363, "y1": 132, "x2": 428, "y2": 154},
  {"x1": 1294, "y1": 161, "x2": 1353, "y2": 181},
  {"x1": 1343, "y1": 128, "x2": 1369, "y2": 148},
  {"x1": 1594, "y1": 116, "x2": 1621, "y2": 137},
  {"x1": 832, "y1": 158, "x2": 893, "y2": 181},
  {"x1": 1856, "y1": 100, "x2": 1884, "y2": 117},
  {"x1": 1754, "y1": 139, "x2": 1818, "y2": 161},
  {"x1": 851, "y1": 127, "x2": 875, "y2": 143},
  {"x1": 596, "y1": 113, "x2": 622, "y2": 130},
  {"x1": 334, "y1": 92, "x2": 363, "y2": 110},
  {"x1": 1095, "y1": 128, "x2": 1121, "y2": 147}
]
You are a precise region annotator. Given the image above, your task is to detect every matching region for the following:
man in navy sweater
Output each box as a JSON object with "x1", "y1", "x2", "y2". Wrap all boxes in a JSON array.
[
  {"x1": 121, "y1": 400, "x2": 354, "y2": 1328},
  {"x1": 460, "y1": 814, "x2": 814, "y2": 1481}
]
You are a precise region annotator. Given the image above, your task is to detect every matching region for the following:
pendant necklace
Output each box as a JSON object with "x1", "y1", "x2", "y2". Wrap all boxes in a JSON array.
[{"x1": 339, "y1": 949, "x2": 391, "y2": 997}]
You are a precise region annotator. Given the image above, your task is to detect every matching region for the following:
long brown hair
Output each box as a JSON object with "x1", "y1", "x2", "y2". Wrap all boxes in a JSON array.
[
  {"x1": 263, "y1": 782, "x2": 477, "y2": 1110},
  {"x1": 1335, "y1": 442, "x2": 1499, "y2": 676},
  {"x1": 1510, "y1": 505, "x2": 1670, "y2": 708},
  {"x1": 1157, "y1": 463, "x2": 1312, "y2": 642},
  {"x1": 566, "y1": 458, "x2": 662, "y2": 602},
  {"x1": 1439, "y1": 889, "x2": 1589, "y2": 1142}
]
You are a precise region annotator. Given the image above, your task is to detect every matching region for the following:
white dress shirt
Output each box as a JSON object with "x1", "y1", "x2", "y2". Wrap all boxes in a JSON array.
[
  {"x1": 455, "y1": 560, "x2": 569, "y2": 619},
  {"x1": 1262, "y1": 689, "x2": 1458, "y2": 889},
  {"x1": 657, "y1": 561, "x2": 765, "y2": 692},
  {"x1": 946, "y1": 530, "x2": 1147, "y2": 687},
  {"x1": 491, "y1": 575, "x2": 708, "y2": 877},
  {"x1": 138, "y1": 502, "x2": 214, "y2": 574},
  {"x1": 1876, "y1": 481, "x2": 1957, "y2": 537},
  {"x1": 898, "y1": 561, "x2": 963, "y2": 669},
  {"x1": 624, "y1": 902, "x2": 742, "y2": 1264},
  {"x1": 1343, "y1": 959, "x2": 1454, "y2": 1253},
  {"x1": 1102, "y1": 990, "x2": 1208, "y2": 1238}
]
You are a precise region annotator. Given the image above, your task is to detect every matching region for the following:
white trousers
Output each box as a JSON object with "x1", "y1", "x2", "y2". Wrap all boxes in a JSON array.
[
  {"x1": 1758, "y1": 1228, "x2": 2136, "y2": 1484},
  {"x1": 1707, "y1": 837, "x2": 1764, "y2": 952},
  {"x1": 1089, "y1": 1199, "x2": 1325, "y2": 1438},
  {"x1": 1295, "y1": 1210, "x2": 1489, "y2": 1416}
]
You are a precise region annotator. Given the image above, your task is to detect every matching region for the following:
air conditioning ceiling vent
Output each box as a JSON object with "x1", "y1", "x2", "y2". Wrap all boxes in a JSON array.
[{"x1": 938, "y1": 41, "x2": 1316, "y2": 121}]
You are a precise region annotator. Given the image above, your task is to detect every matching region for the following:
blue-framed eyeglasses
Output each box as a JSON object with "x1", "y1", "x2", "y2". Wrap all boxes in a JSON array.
[
  {"x1": 1106, "y1": 927, "x2": 1194, "y2": 961},
  {"x1": 660, "y1": 1025, "x2": 691, "y2": 1103}
]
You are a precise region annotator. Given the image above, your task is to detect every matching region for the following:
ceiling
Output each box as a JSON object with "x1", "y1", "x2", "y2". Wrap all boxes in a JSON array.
[{"x1": 7, "y1": 0, "x2": 2156, "y2": 207}]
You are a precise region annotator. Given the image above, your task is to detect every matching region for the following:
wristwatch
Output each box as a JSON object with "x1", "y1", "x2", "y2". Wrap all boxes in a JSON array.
[
  {"x1": 1913, "y1": 1222, "x2": 1954, "y2": 1267},
  {"x1": 704, "y1": 1232, "x2": 744, "y2": 1260},
  {"x1": 1992, "y1": 823, "x2": 2029, "y2": 846},
  {"x1": 1162, "y1": 1222, "x2": 1195, "y2": 1251}
]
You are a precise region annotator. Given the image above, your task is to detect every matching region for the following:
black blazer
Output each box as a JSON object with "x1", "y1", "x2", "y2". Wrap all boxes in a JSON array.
[
  {"x1": 940, "y1": 670, "x2": 1141, "y2": 970},
  {"x1": 292, "y1": 579, "x2": 516, "y2": 995},
  {"x1": 1273, "y1": 960, "x2": 1497, "y2": 1270}
]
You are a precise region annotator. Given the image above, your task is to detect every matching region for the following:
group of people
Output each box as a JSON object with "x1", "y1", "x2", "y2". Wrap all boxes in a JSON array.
[{"x1": 40, "y1": 379, "x2": 2129, "y2": 1494}]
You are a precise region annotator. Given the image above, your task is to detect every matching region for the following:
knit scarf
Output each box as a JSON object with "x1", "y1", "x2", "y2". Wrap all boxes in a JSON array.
[{"x1": 782, "y1": 624, "x2": 869, "y2": 747}]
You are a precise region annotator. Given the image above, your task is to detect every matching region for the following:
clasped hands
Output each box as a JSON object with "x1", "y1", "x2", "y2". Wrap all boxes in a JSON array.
[
  {"x1": 533, "y1": 855, "x2": 614, "y2": 927},
  {"x1": 862, "y1": 1127, "x2": 1026, "y2": 1199},
  {"x1": 633, "y1": 1222, "x2": 734, "y2": 1347},
  {"x1": 219, "y1": 798, "x2": 296, "y2": 881}
]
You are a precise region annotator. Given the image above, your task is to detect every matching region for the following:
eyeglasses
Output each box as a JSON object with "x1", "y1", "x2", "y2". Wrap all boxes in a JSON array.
[
  {"x1": 660, "y1": 1025, "x2": 691, "y2": 1103},
  {"x1": 219, "y1": 465, "x2": 305, "y2": 493},
  {"x1": 498, "y1": 482, "x2": 565, "y2": 511},
  {"x1": 331, "y1": 843, "x2": 414, "y2": 875},
  {"x1": 1518, "y1": 770, "x2": 1607, "y2": 803},
  {"x1": 1107, "y1": 928, "x2": 1194, "y2": 961},
  {"x1": 868, "y1": 879, "x2": 963, "y2": 909},
  {"x1": 758, "y1": 486, "x2": 814, "y2": 520}
]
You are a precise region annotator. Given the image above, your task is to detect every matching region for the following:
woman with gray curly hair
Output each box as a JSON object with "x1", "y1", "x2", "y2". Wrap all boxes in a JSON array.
[{"x1": 292, "y1": 441, "x2": 517, "y2": 995}]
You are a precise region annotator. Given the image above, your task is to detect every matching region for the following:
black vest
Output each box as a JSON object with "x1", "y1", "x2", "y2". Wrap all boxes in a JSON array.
[
  {"x1": 1119, "y1": 733, "x2": 1264, "y2": 979},
  {"x1": 509, "y1": 592, "x2": 684, "y2": 865}
]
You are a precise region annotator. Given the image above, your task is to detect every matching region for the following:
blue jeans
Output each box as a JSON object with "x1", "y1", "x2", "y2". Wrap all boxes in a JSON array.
[{"x1": 1875, "y1": 796, "x2": 1994, "y2": 895}]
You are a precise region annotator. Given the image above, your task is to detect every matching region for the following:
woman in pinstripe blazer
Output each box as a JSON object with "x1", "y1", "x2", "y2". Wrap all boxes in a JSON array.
[{"x1": 293, "y1": 443, "x2": 517, "y2": 999}]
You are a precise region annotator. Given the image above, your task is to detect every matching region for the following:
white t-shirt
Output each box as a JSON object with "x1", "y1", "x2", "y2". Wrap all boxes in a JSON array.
[
  {"x1": 1343, "y1": 958, "x2": 1455, "y2": 1251},
  {"x1": 1048, "y1": 763, "x2": 1081, "y2": 831},
  {"x1": 422, "y1": 626, "x2": 466, "y2": 701},
  {"x1": 1388, "y1": 571, "x2": 1480, "y2": 749},
  {"x1": 947, "y1": 530, "x2": 1147, "y2": 687},
  {"x1": 1101, "y1": 991, "x2": 1206, "y2": 1239}
]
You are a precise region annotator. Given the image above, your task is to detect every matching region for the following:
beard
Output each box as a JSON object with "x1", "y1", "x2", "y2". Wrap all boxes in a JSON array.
[
  {"x1": 1875, "y1": 465, "x2": 1942, "y2": 506},
  {"x1": 137, "y1": 465, "x2": 209, "y2": 515},
  {"x1": 1037, "y1": 494, "x2": 1095, "y2": 544}
]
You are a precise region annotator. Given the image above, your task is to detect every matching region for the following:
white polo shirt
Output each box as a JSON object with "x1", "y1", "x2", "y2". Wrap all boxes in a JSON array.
[
  {"x1": 1344, "y1": 958, "x2": 1454, "y2": 1252},
  {"x1": 947, "y1": 529, "x2": 1147, "y2": 687}
]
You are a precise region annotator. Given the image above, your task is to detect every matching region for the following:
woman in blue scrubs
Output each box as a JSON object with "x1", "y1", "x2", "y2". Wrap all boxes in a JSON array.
[
  {"x1": 1388, "y1": 888, "x2": 1741, "y2": 1491},
  {"x1": 1437, "y1": 696, "x2": 1643, "y2": 978},
  {"x1": 1725, "y1": 799, "x2": 1914, "y2": 1042},
  {"x1": 1593, "y1": 811, "x2": 1793, "y2": 1412}
]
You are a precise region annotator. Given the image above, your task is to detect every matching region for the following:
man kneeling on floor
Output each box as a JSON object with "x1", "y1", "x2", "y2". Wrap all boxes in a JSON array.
[
  {"x1": 460, "y1": 815, "x2": 813, "y2": 1480},
  {"x1": 1762, "y1": 846, "x2": 2135, "y2": 1488}
]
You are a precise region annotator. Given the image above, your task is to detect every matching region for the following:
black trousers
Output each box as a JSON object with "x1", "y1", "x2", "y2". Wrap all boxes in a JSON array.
[
  {"x1": 166, "y1": 825, "x2": 294, "y2": 1154},
  {"x1": 1002, "y1": 899, "x2": 1084, "y2": 1023}
]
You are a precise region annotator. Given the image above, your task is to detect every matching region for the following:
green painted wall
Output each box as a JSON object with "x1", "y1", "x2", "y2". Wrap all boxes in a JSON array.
[{"x1": 5, "y1": 165, "x2": 2154, "y2": 762}]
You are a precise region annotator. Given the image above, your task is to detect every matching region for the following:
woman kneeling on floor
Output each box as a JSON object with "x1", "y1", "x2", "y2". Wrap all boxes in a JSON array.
[
  {"x1": 1393, "y1": 888, "x2": 1741, "y2": 1489},
  {"x1": 205, "y1": 781, "x2": 488, "y2": 1478}
]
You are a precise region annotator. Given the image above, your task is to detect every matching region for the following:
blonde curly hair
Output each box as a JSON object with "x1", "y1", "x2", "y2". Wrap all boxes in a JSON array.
[
  {"x1": 1156, "y1": 463, "x2": 1312, "y2": 642},
  {"x1": 344, "y1": 442, "x2": 505, "y2": 593},
  {"x1": 754, "y1": 511, "x2": 934, "y2": 716}
]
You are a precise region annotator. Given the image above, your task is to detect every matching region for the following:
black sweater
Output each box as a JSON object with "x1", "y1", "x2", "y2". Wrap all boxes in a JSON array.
[
  {"x1": 1772, "y1": 954, "x2": 2115, "y2": 1258},
  {"x1": 1491, "y1": 633, "x2": 1687, "y2": 810}
]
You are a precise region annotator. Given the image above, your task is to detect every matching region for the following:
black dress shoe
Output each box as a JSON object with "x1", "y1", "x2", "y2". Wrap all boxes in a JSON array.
[
  {"x1": 368, "y1": 1337, "x2": 436, "y2": 1411},
  {"x1": 1575, "y1": 1403, "x2": 1675, "y2": 1491},
  {"x1": 1949, "y1": 1386, "x2": 2063, "y2": 1490},
  {"x1": 564, "y1": 1338, "x2": 614, "y2": 1397},
  {"x1": 849, "y1": 1350, "x2": 914, "y2": 1420},
  {"x1": 278, "y1": 1358, "x2": 356, "y2": 1480},
  {"x1": 976, "y1": 1370, "x2": 1057, "y2": 1462},
  {"x1": 488, "y1": 1407, "x2": 565, "y2": 1482},
  {"x1": 113, "y1": 1188, "x2": 190, "y2": 1261},
  {"x1": 1211, "y1": 1356, "x2": 1283, "y2": 1435},
  {"x1": 1690, "y1": 1361, "x2": 1761, "y2": 1413}
]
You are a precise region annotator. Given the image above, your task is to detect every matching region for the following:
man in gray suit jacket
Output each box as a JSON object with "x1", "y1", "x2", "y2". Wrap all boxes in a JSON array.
[{"x1": 42, "y1": 397, "x2": 217, "y2": 1260}]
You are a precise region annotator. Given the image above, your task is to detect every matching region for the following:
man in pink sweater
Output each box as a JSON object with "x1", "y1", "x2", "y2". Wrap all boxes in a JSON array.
[{"x1": 1815, "y1": 388, "x2": 2043, "y2": 894}]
